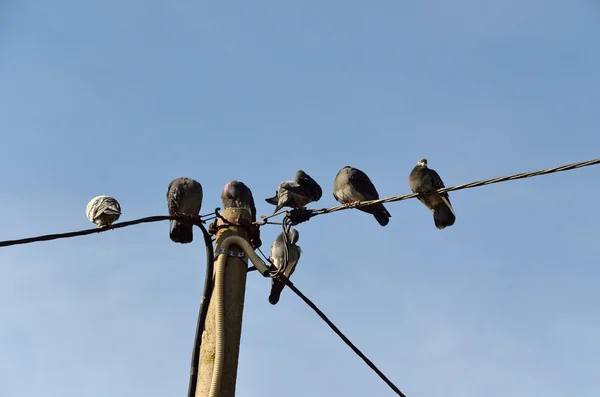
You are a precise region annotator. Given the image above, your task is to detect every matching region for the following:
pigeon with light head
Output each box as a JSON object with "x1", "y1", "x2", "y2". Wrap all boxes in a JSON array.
[{"x1": 408, "y1": 158, "x2": 456, "y2": 230}]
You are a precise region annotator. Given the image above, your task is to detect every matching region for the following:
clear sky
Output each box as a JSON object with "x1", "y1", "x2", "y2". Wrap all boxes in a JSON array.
[{"x1": 1, "y1": 1, "x2": 599, "y2": 396}]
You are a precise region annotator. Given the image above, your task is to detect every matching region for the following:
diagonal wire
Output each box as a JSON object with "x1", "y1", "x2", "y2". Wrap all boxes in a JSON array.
[
  {"x1": 310, "y1": 157, "x2": 600, "y2": 217},
  {"x1": 281, "y1": 276, "x2": 407, "y2": 397},
  {"x1": 259, "y1": 157, "x2": 600, "y2": 222}
]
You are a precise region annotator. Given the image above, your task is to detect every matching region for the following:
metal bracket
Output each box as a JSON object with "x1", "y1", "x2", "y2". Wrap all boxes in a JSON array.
[{"x1": 215, "y1": 248, "x2": 247, "y2": 259}]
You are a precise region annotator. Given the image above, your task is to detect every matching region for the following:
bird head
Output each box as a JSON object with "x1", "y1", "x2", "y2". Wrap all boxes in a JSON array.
[
  {"x1": 417, "y1": 158, "x2": 428, "y2": 167},
  {"x1": 287, "y1": 228, "x2": 300, "y2": 245},
  {"x1": 223, "y1": 180, "x2": 238, "y2": 193}
]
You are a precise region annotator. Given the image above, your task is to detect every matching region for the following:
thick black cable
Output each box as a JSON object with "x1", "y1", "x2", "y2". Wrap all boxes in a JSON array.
[
  {"x1": 0, "y1": 216, "x2": 176, "y2": 248},
  {"x1": 187, "y1": 223, "x2": 214, "y2": 397},
  {"x1": 0, "y1": 213, "x2": 218, "y2": 249},
  {"x1": 281, "y1": 276, "x2": 407, "y2": 397}
]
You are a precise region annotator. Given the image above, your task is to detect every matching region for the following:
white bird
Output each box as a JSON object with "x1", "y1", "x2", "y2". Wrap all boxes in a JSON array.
[{"x1": 86, "y1": 195, "x2": 122, "y2": 228}]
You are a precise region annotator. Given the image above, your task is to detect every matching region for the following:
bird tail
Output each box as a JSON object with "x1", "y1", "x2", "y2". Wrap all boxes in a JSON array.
[
  {"x1": 433, "y1": 200, "x2": 456, "y2": 230},
  {"x1": 265, "y1": 195, "x2": 278, "y2": 206},
  {"x1": 371, "y1": 204, "x2": 391, "y2": 227},
  {"x1": 104, "y1": 206, "x2": 121, "y2": 215},
  {"x1": 170, "y1": 221, "x2": 194, "y2": 243},
  {"x1": 265, "y1": 194, "x2": 284, "y2": 213},
  {"x1": 268, "y1": 279, "x2": 286, "y2": 305}
]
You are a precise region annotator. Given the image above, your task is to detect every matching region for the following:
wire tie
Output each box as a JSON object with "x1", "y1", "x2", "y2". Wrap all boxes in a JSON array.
[{"x1": 214, "y1": 248, "x2": 247, "y2": 259}]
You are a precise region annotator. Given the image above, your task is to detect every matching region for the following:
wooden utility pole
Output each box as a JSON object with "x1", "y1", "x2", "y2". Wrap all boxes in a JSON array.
[{"x1": 196, "y1": 207, "x2": 253, "y2": 397}]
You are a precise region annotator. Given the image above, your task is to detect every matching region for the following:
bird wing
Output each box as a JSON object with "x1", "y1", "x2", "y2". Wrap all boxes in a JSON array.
[
  {"x1": 168, "y1": 183, "x2": 182, "y2": 213},
  {"x1": 281, "y1": 181, "x2": 308, "y2": 197},
  {"x1": 284, "y1": 245, "x2": 301, "y2": 278},
  {"x1": 429, "y1": 169, "x2": 455, "y2": 215},
  {"x1": 247, "y1": 189, "x2": 257, "y2": 221},
  {"x1": 348, "y1": 168, "x2": 380, "y2": 200},
  {"x1": 297, "y1": 172, "x2": 323, "y2": 200}
]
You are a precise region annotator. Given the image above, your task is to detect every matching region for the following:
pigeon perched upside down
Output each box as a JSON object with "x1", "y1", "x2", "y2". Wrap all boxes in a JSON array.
[{"x1": 268, "y1": 228, "x2": 302, "y2": 305}]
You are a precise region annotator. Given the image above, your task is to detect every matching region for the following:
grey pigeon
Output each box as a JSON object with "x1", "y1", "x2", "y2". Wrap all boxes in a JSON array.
[
  {"x1": 265, "y1": 170, "x2": 322, "y2": 213},
  {"x1": 166, "y1": 177, "x2": 203, "y2": 243},
  {"x1": 221, "y1": 180, "x2": 256, "y2": 221},
  {"x1": 333, "y1": 166, "x2": 391, "y2": 226},
  {"x1": 86, "y1": 195, "x2": 121, "y2": 228},
  {"x1": 268, "y1": 228, "x2": 301, "y2": 305},
  {"x1": 408, "y1": 158, "x2": 456, "y2": 230}
]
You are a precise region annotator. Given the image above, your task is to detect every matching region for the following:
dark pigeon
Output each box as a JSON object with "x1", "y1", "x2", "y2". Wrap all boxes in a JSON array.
[
  {"x1": 268, "y1": 228, "x2": 301, "y2": 305},
  {"x1": 166, "y1": 177, "x2": 203, "y2": 243},
  {"x1": 221, "y1": 180, "x2": 257, "y2": 221},
  {"x1": 295, "y1": 170, "x2": 322, "y2": 202},
  {"x1": 265, "y1": 170, "x2": 322, "y2": 213},
  {"x1": 333, "y1": 166, "x2": 391, "y2": 226},
  {"x1": 408, "y1": 158, "x2": 455, "y2": 230}
]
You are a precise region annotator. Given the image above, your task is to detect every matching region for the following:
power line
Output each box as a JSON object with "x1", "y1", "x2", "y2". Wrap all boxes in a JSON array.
[
  {"x1": 187, "y1": 223, "x2": 215, "y2": 397},
  {"x1": 2, "y1": 157, "x2": 598, "y2": 249},
  {"x1": 0, "y1": 213, "x2": 213, "y2": 248},
  {"x1": 260, "y1": 157, "x2": 600, "y2": 222},
  {"x1": 0, "y1": 157, "x2": 598, "y2": 395},
  {"x1": 255, "y1": 245, "x2": 406, "y2": 396},
  {"x1": 281, "y1": 276, "x2": 407, "y2": 397}
]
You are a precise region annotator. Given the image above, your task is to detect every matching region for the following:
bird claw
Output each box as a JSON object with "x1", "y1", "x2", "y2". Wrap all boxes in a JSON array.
[{"x1": 343, "y1": 201, "x2": 361, "y2": 208}]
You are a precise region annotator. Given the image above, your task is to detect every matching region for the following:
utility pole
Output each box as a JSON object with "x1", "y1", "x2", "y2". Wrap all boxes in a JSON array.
[{"x1": 196, "y1": 206, "x2": 253, "y2": 397}]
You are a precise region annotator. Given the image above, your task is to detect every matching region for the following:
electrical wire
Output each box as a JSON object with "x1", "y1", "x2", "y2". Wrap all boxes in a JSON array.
[
  {"x1": 2, "y1": 158, "x2": 598, "y2": 249},
  {"x1": 0, "y1": 212, "x2": 216, "y2": 248},
  {"x1": 280, "y1": 275, "x2": 407, "y2": 397},
  {"x1": 259, "y1": 244, "x2": 406, "y2": 396},
  {"x1": 259, "y1": 157, "x2": 600, "y2": 223},
  {"x1": 187, "y1": 222, "x2": 214, "y2": 397},
  {"x1": 0, "y1": 157, "x2": 598, "y2": 396},
  {"x1": 0, "y1": 215, "x2": 173, "y2": 248}
]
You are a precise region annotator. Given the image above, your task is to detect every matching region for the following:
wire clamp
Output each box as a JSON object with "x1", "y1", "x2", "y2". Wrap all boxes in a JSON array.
[{"x1": 215, "y1": 248, "x2": 247, "y2": 259}]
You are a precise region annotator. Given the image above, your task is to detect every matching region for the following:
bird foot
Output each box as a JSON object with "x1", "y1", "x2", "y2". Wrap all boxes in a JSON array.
[
  {"x1": 344, "y1": 201, "x2": 361, "y2": 208},
  {"x1": 189, "y1": 214, "x2": 203, "y2": 225}
]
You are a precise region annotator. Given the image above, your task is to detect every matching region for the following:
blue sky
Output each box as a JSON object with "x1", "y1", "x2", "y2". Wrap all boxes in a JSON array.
[{"x1": 1, "y1": 1, "x2": 599, "y2": 396}]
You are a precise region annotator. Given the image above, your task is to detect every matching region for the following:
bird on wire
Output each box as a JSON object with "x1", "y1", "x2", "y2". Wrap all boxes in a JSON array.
[
  {"x1": 333, "y1": 166, "x2": 391, "y2": 226},
  {"x1": 265, "y1": 170, "x2": 322, "y2": 214},
  {"x1": 86, "y1": 195, "x2": 122, "y2": 228},
  {"x1": 408, "y1": 158, "x2": 456, "y2": 230},
  {"x1": 166, "y1": 177, "x2": 203, "y2": 243}
]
